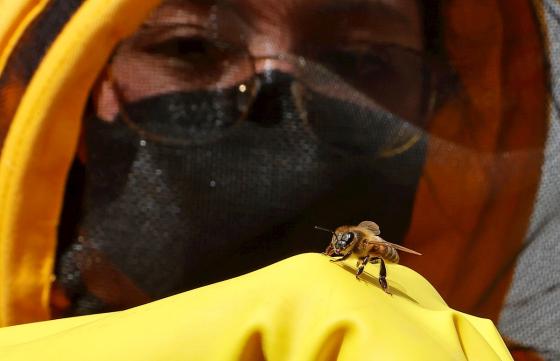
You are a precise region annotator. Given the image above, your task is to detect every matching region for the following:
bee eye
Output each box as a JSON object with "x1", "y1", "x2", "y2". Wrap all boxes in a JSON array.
[{"x1": 335, "y1": 232, "x2": 354, "y2": 249}]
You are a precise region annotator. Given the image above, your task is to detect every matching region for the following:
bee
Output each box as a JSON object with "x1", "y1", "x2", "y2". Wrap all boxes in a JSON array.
[{"x1": 315, "y1": 220, "x2": 421, "y2": 294}]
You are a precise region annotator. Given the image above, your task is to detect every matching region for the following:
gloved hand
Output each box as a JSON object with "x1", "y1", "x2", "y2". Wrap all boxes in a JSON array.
[{"x1": 0, "y1": 253, "x2": 512, "y2": 360}]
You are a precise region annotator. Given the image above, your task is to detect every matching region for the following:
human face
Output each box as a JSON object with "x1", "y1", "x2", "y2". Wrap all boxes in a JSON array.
[
  {"x1": 59, "y1": 0, "x2": 427, "y2": 315},
  {"x1": 96, "y1": 0, "x2": 424, "y2": 124}
]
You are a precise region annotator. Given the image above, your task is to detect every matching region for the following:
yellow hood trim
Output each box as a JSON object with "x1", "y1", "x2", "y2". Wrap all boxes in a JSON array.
[
  {"x1": 0, "y1": 0, "x2": 163, "y2": 326},
  {"x1": 0, "y1": 1, "x2": 50, "y2": 75}
]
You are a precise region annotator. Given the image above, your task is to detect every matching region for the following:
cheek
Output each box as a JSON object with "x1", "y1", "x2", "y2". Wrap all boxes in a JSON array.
[{"x1": 91, "y1": 78, "x2": 120, "y2": 122}]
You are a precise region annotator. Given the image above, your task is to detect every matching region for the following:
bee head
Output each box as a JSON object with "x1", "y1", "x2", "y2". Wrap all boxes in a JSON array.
[
  {"x1": 332, "y1": 232, "x2": 355, "y2": 255},
  {"x1": 314, "y1": 225, "x2": 355, "y2": 256}
]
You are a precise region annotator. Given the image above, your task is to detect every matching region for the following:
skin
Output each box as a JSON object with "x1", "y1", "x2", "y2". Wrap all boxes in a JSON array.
[{"x1": 93, "y1": 0, "x2": 423, "y2": 122}]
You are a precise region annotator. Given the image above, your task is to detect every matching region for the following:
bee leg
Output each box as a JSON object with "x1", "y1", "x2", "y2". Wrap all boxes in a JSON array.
[
  {"x1": 377, "y1": 258, "x2": 392, "y2": 295},
  {"x1": 355, "y1": 256, "x2": 370, "y2": 279},
  {"x1": 323, "y1": 244, "x2": 334, "y2": 256},
  {"x1": 330, "y1": 252, "x2": 351, "y2": 262}
]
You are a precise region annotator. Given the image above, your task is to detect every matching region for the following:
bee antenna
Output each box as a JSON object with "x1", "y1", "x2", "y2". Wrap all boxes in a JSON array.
[{"x1": 314, "y1": 226, "x2": 336, "y2": 237}]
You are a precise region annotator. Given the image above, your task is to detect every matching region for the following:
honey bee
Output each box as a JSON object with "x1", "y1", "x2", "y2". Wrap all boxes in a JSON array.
[{"x1": 315, "y1": 220, "x2": 421, "y2": 294}]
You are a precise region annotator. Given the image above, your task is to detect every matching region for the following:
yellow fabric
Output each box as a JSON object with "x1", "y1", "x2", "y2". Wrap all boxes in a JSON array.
[
  {"x1": 0, "y1": 0, "x2": 49, "y2": 148},
  {"x1": 0, "y1": 0, "x2": 164, "y2": 326},
  {"x1": 0, "y1": 254, "x2": 512, "y2": 360},
  {"x1": 0, "y1": 0, "x2": 48, "y2": 75}
]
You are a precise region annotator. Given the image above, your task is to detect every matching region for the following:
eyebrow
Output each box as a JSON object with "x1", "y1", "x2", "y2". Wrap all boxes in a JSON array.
[
  {"x1": 289, "y1": 0, "x2": 422, "y2": 50},
  {"x1": 145, "y1": 0, "x2": 216, "y2": 26},
  {"x1": 148, "y1": 0, "x2": 422, "y2": 49},
  {"x1": 318, "y1": 0, "x2": 414, "y2": 28},
  {"x1": 157, "y1": 0, "x2": 414, "y2": 29},
  {"x1": 163, "y1": 0, "x2": 216, "y2": 6}
]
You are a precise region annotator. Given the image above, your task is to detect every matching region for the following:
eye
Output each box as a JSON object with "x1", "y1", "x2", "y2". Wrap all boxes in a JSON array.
[
  {"x1": 317, "y1": 48, "x2": 392, "y2": 82},
  {"x1": 336, "y1": 233, "x2": 354, "y2": 248},
  {"x1": 300, "y1": 43, "x2": 427, "y2": 123},
  {"x1": 132, "y1": 32, "x2": 252, "y2": 87},
  {"x1": 143, "y1": 37, "x2": 212, "y2": 60}
]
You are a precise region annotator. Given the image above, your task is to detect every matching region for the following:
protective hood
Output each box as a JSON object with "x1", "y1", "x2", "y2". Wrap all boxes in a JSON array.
[{"x1": 0, "y1": 0, "x2": 554, "y2": 358}]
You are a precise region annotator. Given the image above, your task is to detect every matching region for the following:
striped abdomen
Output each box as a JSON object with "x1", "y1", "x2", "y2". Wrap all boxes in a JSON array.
[{"x1": 378, "y1": 244, "x2": 399, "y2": 263}]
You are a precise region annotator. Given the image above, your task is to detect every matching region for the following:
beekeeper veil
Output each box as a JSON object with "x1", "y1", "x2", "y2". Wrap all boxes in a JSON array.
[{"x1": 55, "y1": 0, "x2": 448, "y2": 314}]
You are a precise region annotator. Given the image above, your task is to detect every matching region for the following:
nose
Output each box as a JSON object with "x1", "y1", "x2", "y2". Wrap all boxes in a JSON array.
[
  {"x1": 253, "y1": 56, "x2": 296, "y2": 74},
  {"x1": 248, "y1": 30, "x2": 294, "y2": 73},
  {"x1": 245, "y1": 70, "x2": 300, "y2": 127}
]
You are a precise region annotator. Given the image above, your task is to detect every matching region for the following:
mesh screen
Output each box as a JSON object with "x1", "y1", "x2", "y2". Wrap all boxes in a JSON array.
[
  {"x1": 56, "y1": 70, "x2": 429, "y2": 314},
  {"x1": 54, "y1": 0, "x2": 437, "y2": 315}
]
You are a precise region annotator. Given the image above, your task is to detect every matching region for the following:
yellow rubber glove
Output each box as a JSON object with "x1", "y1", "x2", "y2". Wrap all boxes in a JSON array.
[{"x1": 0, "y1": 253, "x2": 512, "y2": 360}]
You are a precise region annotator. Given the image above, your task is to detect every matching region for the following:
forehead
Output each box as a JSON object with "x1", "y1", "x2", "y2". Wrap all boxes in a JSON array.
[
  {"x1": 243, "y1": 0, "x2": 421, "y2": 29},
  {"x1": 149, "y1": 0, "x2": 423, "y2": 49}
]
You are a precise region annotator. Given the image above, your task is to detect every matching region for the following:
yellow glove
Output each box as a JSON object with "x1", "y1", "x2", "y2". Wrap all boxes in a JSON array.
[{"x1": 0, "y1": 253, "x2": 512, "y2": 360}]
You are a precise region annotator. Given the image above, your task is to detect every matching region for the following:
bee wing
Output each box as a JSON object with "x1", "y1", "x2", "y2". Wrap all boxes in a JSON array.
[
  {"x1": 358, "y1": 221, "x2": 381, "y2": 235},
  {"x1": 367, "y1": 238, "x2": 422, "y2": 255}
]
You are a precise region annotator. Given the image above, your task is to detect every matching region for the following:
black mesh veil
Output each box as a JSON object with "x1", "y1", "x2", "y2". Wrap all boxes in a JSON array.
[{"x1": 54, "y1": 0, "x2": 445, "y2": 315}]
